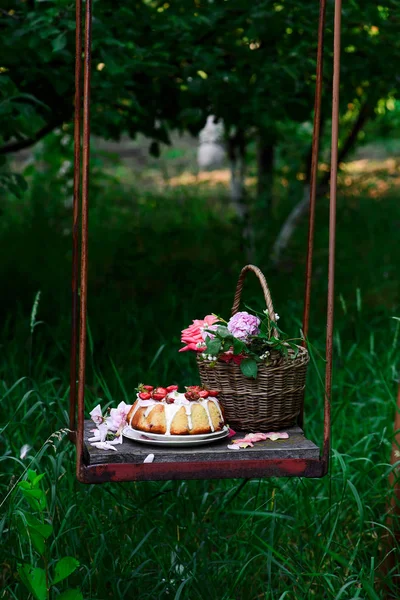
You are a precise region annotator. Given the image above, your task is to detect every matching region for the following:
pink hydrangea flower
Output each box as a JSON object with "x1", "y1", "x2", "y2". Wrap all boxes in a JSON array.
[
  {"x1": 179, "y1": 315, "x2": 218, "y2": 352},
  {"x1": 227, "y1": 311, "x2": 260, "y2": 342}
]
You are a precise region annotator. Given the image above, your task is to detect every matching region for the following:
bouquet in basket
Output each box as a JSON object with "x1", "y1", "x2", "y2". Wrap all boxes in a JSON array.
[
  {"x1": 179, "y1": 265, "x2": 309, "y2": 431},
  {"x1": 179, "y1": 309, "x2": 302, "y2": 379}
]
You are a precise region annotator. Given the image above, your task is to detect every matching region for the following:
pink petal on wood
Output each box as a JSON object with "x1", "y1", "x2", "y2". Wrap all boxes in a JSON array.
[{"x1": 265, "y1": 432, "x2": 289, "y2": 441}]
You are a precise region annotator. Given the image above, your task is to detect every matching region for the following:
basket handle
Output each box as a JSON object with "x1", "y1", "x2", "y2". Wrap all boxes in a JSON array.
[{"x1": 231, "y1": 264, "x2": 279, "y2": 338}]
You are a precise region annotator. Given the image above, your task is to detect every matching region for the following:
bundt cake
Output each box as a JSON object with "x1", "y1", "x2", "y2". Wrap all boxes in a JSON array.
[{"x1": 126, "y1": 385, "x2": 225, "y2": 435}]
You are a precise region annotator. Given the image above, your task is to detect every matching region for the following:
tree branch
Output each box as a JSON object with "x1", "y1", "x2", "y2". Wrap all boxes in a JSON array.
[
  {"x1": 0, "y1": 119, "x2": 65, "y2": 155},
  {"x1": 271, "y1": 100, "x2": 372, "y2": 265},
  {"x1": 0, "y1": 8, "x2": 21, "y2": 20}
]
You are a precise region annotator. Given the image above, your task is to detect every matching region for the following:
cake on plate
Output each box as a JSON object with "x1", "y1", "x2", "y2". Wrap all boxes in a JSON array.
[{"x1": 126, "y1": 385, "x2": 225, "y2": 435}]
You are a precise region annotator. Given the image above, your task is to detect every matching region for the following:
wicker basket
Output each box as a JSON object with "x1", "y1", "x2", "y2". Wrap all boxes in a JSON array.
[{"x1": 197, "y1": 264, "x2": 309, "y2": 431}]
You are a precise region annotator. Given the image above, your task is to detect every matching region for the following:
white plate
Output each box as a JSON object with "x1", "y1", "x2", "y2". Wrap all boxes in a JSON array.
[
  {"x1": 123, "y1": 426, "x2": 229, "y2": 447},
  {"x1": 125, "y1": 425, "x2": 229, "y2": 441}
]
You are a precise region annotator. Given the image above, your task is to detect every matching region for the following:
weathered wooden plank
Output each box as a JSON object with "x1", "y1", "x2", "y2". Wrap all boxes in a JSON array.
[{"x1": 83, "y1": 420, "x2": 320, "y2": 466}]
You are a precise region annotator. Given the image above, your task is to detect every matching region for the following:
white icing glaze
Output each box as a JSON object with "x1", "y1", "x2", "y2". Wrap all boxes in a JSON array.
[
  {"x1": 208, "y1": 398, "x2": 223, "y2": 422},
  {"x1": 199, "y1": 399, "x2": 214, "y2": 432},
  {"x1": 163, "y1": 403, "x2": 183, "y2": 435},
  {"x1": 128, "y1": 397, "x2": 157, "y2": 425},
  {"x1": 184, "y1": 405, "x2": 192, "y2": 430},
  {"x1": 129, "y1": 392, "x2": 223, "y2": 435}
]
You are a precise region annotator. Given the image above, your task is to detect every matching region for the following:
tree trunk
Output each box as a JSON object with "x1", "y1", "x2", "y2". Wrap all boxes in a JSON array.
[
  {"x1": 256, "y1": 136, "x2": 275, "y2": 214},
  {"x1": 227, "y1": 132, "x2": 245, "y2": 217},
  {"x1": 271, "y1": 185, "x2": 310, "y2": 265},
  {"x1": 227, "y1": 132, "x2": 254, "y2": 261},
  {"x1": 270, "y1": 100, "x2": 372, "y2": 265}
]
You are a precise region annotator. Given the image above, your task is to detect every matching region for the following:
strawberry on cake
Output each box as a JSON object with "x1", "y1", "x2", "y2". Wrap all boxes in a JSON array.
[{"x1": 126, "y1": 385, "x2": 224, "y2": 435}]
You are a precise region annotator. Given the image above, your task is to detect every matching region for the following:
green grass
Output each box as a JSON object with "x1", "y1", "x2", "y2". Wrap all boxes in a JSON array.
[{"x1": 1, "y1": 158, "x2": 399, "y2": 598}]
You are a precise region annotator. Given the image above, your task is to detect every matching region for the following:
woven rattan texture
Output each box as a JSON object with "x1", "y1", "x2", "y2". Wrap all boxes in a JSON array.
[
  {"x1": 197, "y1": 348, "x2": 309, "y2": 431},
  {"x1": 197, "y1": 265, "x2": 310, "y2": 431}
]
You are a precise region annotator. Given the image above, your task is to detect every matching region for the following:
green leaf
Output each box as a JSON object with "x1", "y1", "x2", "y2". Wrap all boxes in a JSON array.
[
  {"x1": 57, "y1": 590, "x2": 84, "y2": 600},
  {"x1": 25, "y1": 514, "x2": 53, "y2": 539},
  {"x1": 216, "y1": 326, "x2": 231, "y2": 338},
  {"x1": 27, "y1": 470, "x2": 37, "y2": 483},
  {"x1": 19, "y1": 487, "x2": 46, "y2": 510},
  {"x1": 53, "y1": 557, "x2": 80, "y2": 585},
  {"x1": 33, "y1": 473, "x2": 46, "y2": 488},
  {"x1": 18, "y1": 481, "x2": 32, "y2": 490},
  {"x1": 233, "y1": 338, "x2": 245, "y2": 355},
  {"x1": 240, "y1": 358, "x2": 258, "y2": 379},
  {"x1": 17, "y1": 565, "x2": 47, "y2": 600},
  {"x1": 205, "y1": 339, "x2": 221, "y2": 355},
  {"x1": 29, "y1": 528, "x2": 46, "y2": 555},
  {"x1": 52, "y1": 33, "x2": 66, "y2": 52}
]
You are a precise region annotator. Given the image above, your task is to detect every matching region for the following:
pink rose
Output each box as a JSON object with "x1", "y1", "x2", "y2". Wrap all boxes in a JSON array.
[{"x1": 179, "y1": 315, "x2": 218, "y2": 352}]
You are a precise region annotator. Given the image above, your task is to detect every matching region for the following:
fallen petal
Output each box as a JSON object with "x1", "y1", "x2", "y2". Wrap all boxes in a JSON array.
[
  {"x1": 19, "y1": 444, "x2": 32, "y2": 459},
  {"x1": 234, "y1": 435, "x2": 263, "y2": 445},
  {"x1": 108, "y1": 434, "x2": 123, "y2": 445},
  {"x1": 265, "y1": 432, "x2": 289, "y2": 441},
  {"x1": 91, "y1": 442, "x2": 118, "y2": 451},
  {"x1": 88, "y1": 435, "x2": 102, "y2": 442},
  {"x1": 228, "y1": 428, "x2": 237, "y2": 438},
  {"x1": 97, "y1": 422, "x2": 108, "y2": 442},
  {"x1": 238, "y1": 442, "x2": 253, "y2": 448},
  {"x1": 143, "y1": 454, "x2": 155, "y2": 463},
  {"x1": 239, "y1": 433, "x2": 268, "y2": 443},
  {"x1": 227, "y1": 444, "x2": 241, "y2": 450}
]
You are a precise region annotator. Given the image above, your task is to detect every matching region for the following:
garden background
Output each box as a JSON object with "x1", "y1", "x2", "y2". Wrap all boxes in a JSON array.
[{"x1": 1, "y1": 1, "x2": 400, "y2": 598}]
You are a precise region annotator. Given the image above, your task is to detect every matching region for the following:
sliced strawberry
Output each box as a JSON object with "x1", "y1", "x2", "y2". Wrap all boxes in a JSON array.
[
  {"x1": 153, "y1": 392, "x2": 165, "y2": 401},
  {"x1": 165, "y1": 396, "x2": 175, "y2": 404},
  {"x1": 166, "y1": 385, "x2": 179, "y2": 393},
  {"x1": 139, "y1": 392, "x2": 152, "y2": 400},
  {"x1": 208, "y1": 390, "x2": 220, "y2": 397},
  {"x1": 186, "y1": 385, "x2": 202, "y2": 393},
  {"x1": 142, "y1": 385, "x2": 154, "y2": 392},
  {"x1": 153, "y1": 387, "x2": 167, "y2": 397},
  {"x1": 185, "y1": 390, "x2": 200, "y2": 401},
  {"x1": 198, "y1": 390, "x2": 209, "y2": 399}
]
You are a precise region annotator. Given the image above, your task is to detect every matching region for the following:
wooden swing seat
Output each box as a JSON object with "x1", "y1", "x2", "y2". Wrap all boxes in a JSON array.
[{"x1": 81, "y1": 420, "x2": 322, "y2": 483}]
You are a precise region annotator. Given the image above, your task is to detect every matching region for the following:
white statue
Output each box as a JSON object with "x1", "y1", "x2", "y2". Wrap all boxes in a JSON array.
[{"x1": 197, "y1": 115, "x2": 226, "y2": 170}]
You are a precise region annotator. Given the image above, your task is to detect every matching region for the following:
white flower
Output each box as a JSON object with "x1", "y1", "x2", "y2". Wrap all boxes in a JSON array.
[
  {"x1": 275, "y1": 313, "x2": 280, "y2": 321},
  {"x1": 88, "y1": 422, "x2": 108, "y2": 442},
  {"x1": 90, "y1": 442, "x2": 117, "y2": 451},
  {"x1": 89, "y1": 404, "x2": 104, "y2": 425},
  {"x1": 107, "y1": 401, "x2": 130, "y2": 433},
  {"x1": 207, "y1": 355, "x2": 212, "y2": 361}
]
